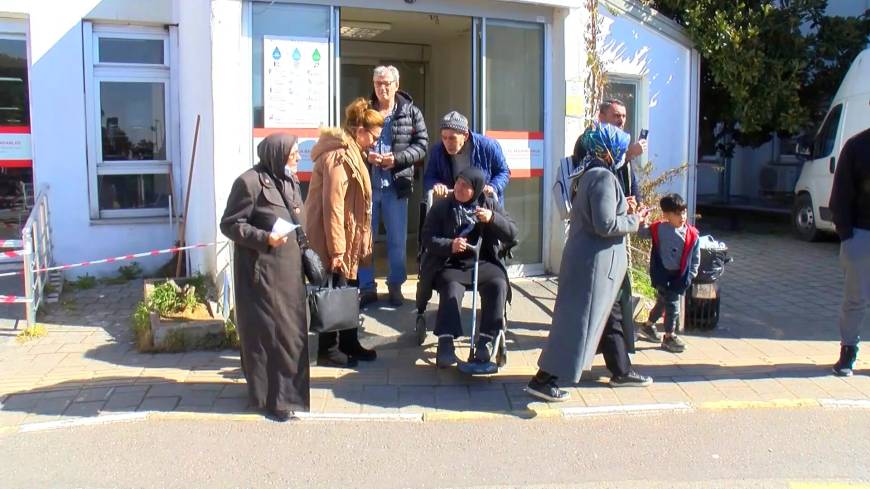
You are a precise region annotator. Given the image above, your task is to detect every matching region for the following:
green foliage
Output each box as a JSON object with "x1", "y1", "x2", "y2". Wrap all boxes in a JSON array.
[
  {"x1": 630, "y1": 267, "x2": 657, "y2": 300},
  {"x1": 117, "y1": 262, "x2": 143, "y2": 280},
  {"x1": 69, "y1": 274, "x2": 97, "y2": 290},
  {"x1": 148, "y1": 281, "x2": 198, "y2": 316},
  {"x1": 652, "y1": 0, "x2": 870, "y2": 144},
  {"x1": 132, "y1": 302, "x2": 153, "y2": 351},
  {"x1": 101, "y1": 276, "x2": 128, "y2": 285},
  {"x1": 224, "y1": 319, "x2": 240, "y2": 350}
]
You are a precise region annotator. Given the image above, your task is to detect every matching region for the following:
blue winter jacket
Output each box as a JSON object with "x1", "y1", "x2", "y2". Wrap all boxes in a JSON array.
[{"x1": 423, "y1": 132, "x2": 511, "y2": 201}]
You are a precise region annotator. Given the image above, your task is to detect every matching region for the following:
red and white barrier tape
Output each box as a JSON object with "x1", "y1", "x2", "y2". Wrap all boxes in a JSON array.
[
  {"x1": 0, "y1": 295, "x2": 31, "y2": 304},
  {"x1": 0, "y1": 241, "x2": 221, "y2": 278},
  {"x1": 0, "y1": 239, "x2": 22, "y2": 248},
  {"x1": 1, "y1": 249, "x2": 28, "y2": 259}
]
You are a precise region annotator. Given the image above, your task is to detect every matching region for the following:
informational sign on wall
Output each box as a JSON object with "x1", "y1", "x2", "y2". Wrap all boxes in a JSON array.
[
  {"x1": 0, "y1": 126, "x2": 32, "y2": 168},
  {"x1": 486, "y1": 131, "x2": 544, "y2": 178},
  {"x1": 263, "y1": 35, "x2": 329, "y2": 129}
]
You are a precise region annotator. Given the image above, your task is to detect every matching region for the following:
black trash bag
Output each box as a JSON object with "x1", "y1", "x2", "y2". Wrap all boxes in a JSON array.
[{"x1": 695, "y1": 237, "x2": 731, "y2": 284}]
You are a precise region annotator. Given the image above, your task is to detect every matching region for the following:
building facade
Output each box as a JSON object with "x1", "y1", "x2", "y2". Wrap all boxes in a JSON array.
[{"x1": 0, "y1": 0, "x2": 698, "y2": 283}]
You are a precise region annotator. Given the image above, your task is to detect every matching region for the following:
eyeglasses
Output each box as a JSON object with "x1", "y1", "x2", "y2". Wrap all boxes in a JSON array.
[
  {"x1": 367, "y1": 128, "x2": 382, "y2": 140},
  {"x1": 374, "y1": 80, "x2": 395, "y2": 88}
]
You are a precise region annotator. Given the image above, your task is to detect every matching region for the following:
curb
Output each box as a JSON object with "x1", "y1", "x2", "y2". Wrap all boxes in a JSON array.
[{"x1": 5, "y1": 397, "x2": 870, "y2": 434}]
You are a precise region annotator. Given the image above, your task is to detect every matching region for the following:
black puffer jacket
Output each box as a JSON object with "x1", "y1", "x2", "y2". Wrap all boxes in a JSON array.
[{"x1": 370, "y1": 90, "x2": 429, "y2": 198}]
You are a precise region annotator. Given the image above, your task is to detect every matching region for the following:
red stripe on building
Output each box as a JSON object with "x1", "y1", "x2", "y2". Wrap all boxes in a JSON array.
[
  {"x1": 0, "y1": 126, "x2": 31, "y2": 134},
  {"x1": 0, "y1": 159, "x2": 32, "y2": 168},
  {"x1": 485, "y1": 130, "x2": 544, "y2": 140},
  {"x1": 509, "y1": 169, "x2": 544, "y2": 178}
]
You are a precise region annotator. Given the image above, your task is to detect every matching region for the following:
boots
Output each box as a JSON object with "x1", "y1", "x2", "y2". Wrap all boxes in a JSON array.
[
  {"x1": 833, "y1": 345, "x2": 858, "y2": 377},
  {"x1": 339, "y1": 328, "x2": 377, "y2": 362},
  {"x1": 317, "y1": 331, "x2": 358, "y2": 368},
  {"x1": 436, "y1": 335, "x2": 457, "y2": 368}
]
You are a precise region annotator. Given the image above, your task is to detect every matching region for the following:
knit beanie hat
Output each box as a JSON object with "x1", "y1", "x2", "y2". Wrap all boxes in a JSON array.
[{"x1": 440, "y1": 110, "x2": 469, "y2": 133}]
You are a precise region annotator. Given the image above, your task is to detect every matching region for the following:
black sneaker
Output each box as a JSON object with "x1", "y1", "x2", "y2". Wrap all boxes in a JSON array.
[
  {"x1": 360, "y1": 289, "x2": 378, "y2": 308},
  {"x1": 387, "y1": 284, "x2": 404, "y2": 307},
  {"x1": 473, "y1": 334, "x2": 494, "y2": 364},
  {"x1": 610, "y1": 371, "x2": 653, "y2": 387},
  {"x1": 661, "y1": 334, "x2": 687, "y2": 353},
  {"x1": 317, "y1": 348, "x2": 358, "y2": 368},
  {"x1": 436, "y1": 335, "x2": 457, "y2": 369},
  {"x1": 638, "y1": 322, "x2": 662, "y2": 343},
  {"x1": 525, "y1": 377, "x2": 571, "y2": 402},
  {"x1": 833, "y1": 345, "x2": 858, "y2": 377},
  {"x1": 269, "y1": 409, "x2": 294, "y2": 422}
]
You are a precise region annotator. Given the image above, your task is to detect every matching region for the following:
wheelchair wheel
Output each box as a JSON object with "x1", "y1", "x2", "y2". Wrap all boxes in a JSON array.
[
  {"x1": 495, "y1": 332, "x2": 507, "y2": 368},
  {"x1": 415, "y1": 314, "x2": 427, "y2": 346}
]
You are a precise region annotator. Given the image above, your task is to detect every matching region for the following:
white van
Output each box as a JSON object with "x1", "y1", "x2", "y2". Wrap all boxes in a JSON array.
[{"x1": 793, "y1": 47, "x2": 870, "y2": 241}]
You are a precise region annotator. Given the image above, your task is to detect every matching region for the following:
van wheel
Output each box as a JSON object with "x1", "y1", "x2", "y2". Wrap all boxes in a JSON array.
[{"x1": 793, "y1": 194, "x2": 822, "y2": 242}]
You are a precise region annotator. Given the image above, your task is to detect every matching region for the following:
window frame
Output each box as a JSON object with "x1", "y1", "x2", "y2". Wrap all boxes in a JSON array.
[
  {"x1": 603, "y1": 74, "x2": 648, "y2": 143},
  {"x1": 83, "y1": 22, "x2": 179, "y2": 220},
  {"x1": 813, "y1": 103, "x2": 843, "y2": 160}
]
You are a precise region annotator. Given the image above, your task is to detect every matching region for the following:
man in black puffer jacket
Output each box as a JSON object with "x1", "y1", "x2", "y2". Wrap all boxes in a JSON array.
[{"x1": 358, "y1": 65, "x2": 429, "y2": 307}]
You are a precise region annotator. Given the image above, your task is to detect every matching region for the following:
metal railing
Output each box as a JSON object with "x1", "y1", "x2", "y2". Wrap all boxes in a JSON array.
[{"x1": 21, "y1": 186, "x2": 52, "y2": 328}]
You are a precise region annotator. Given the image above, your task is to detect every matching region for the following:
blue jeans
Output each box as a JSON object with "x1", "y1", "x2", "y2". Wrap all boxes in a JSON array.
[
  {"x1": 839, "y1": 228, "x2": 870, "y2": 347},
  {"x1": 648, "y1": 286, "x2": 682, "y2": 334},
  {"x1": 358, "y1": 185, "x2": 408, "y2": 291}
]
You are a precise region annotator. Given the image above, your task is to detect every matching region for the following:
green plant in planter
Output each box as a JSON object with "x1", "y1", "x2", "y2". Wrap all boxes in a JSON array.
[{"x1": 149, "y1": 281, "x2": 198, "y2": 316}]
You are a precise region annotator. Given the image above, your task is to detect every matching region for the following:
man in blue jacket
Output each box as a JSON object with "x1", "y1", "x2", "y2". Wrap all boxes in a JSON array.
[{"x1": 424, "y1": 111, "x2": 510, "y2": 202}]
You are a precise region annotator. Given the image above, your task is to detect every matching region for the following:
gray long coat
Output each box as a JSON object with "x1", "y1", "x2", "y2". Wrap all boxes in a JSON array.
[{"x1": 538, "y1": 165, "x2": 639, "y2": 383}]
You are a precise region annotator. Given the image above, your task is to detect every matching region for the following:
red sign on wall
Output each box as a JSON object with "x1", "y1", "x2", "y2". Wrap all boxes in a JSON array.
[{"x1": 0, "y1": 126, "x2": 31, "y2": 168}]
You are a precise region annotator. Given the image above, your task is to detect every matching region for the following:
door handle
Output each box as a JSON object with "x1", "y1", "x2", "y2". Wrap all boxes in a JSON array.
[{"x1": 829, "y1": 157, "x2": 836, "y2": 173}]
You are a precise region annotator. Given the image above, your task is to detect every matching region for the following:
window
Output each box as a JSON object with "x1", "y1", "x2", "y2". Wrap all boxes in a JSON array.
[
  {"x1": 604, "y1": 77, "x2": 641, "y2": 141},
  {"x1": 84, "y1": 24, "x2": 176, "y2": 219},
  {"x1": 813, "y1": 104, "x2": 842, "y2": 159}
]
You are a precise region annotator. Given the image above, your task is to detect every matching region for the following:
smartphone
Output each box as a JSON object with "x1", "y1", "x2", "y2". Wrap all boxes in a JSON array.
[{"x1": 639, "y1": 129, "x2": 649, "y2": 140}]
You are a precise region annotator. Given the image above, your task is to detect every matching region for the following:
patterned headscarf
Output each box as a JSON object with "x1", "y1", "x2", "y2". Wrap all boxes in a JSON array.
[{"x1": 578, "y1": 122, "x2": 630, "y2": 170}]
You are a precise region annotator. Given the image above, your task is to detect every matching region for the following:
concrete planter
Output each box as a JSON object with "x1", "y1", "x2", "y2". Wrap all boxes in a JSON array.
[{"x1": 143, "y1": 278, "x2": 227, "y2": 351}]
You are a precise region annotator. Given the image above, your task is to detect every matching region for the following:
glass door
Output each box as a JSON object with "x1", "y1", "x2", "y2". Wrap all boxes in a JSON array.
[
  {"x1": 0, "y1": 21, "x2": 31, "y2": 215},
  {"x1": 251, "y1": 2, "x2": 338, "y2": 189},
  {"x1": 477, "y1": 19, "x2": 545, "y2": 271}
]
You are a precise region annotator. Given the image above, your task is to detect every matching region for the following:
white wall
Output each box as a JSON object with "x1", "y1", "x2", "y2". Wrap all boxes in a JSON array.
[
  {"x1": 208, "y1": 0, "x2": 249, "y2": 282},
  {"x1": 28, "y1": 0, "x2": 177, "y2": 277},
  {"x1": 598, "y1": 9, "x2": 694, "y2": 200}
]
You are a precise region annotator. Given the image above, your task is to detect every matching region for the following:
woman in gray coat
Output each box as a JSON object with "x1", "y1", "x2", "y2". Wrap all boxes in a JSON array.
[
  {"x1": 527, "y1": 123, "x2": 652, "y2": 402},
  {"x1": 220, "y1": 133, "x2": 309, "y2": 421}
]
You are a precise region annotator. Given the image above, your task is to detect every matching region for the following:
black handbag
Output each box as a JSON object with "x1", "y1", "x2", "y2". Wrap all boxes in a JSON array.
[
  {"x1": 307, "y1": 275, "x2": 360, "y2": 333},
  {"x1": 275, "y1": 180, "x2": 326, "y2": 287}
]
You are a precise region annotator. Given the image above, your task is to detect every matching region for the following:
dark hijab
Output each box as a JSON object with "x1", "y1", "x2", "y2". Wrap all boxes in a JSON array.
[
  {"x1": 454, "y1": 166, "x2": 486, "y2": 207},
  {"x1": 257, "y1": 133, "x2": 299, "y2": 183},
  {"x1": 451, "y1": 166, "x2": 487, "y2": 238}
]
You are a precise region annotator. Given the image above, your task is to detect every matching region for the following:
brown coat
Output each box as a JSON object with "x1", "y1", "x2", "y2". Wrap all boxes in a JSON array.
[{"x1": 304, "y1": 127, "x2": 373, "y2": 280}]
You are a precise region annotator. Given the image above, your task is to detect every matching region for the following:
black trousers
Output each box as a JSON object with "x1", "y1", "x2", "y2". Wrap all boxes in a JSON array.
[
  {"x1": 317, "y1": 274, "x2": 363, "y2": 355},
  {"x1": 597, "y1": 296, "x2": 632, "y2": 377},
  {"x1": 433, "y1": 261, "x2": 508, "y2": 339}
]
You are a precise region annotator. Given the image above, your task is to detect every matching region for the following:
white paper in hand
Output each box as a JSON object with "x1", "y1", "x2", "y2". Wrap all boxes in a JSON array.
[{"x1": 271, "y1": 217, "x2": 299, "y2": 238}]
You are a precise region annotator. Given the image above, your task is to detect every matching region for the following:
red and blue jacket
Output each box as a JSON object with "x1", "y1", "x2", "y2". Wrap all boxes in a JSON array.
[{"x1": 648, "y1": 221, "x2": 700, "y2": 294}]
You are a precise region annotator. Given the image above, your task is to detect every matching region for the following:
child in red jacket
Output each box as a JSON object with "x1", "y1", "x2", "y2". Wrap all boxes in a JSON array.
[{"x1": 637, "y1": 193, "x2": 700, "y2": 352}]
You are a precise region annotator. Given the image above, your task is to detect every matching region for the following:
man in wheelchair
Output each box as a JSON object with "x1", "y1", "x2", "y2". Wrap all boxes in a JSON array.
[{"x1": 416, "y1": 167, "x2": 518, "y2": 369}]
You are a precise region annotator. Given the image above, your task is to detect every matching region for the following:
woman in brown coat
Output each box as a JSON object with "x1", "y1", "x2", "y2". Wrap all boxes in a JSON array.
[
  {"x1": 305, "y1": 98, "x2": 384, "y2": 367},
  {"x1": 220, "y1": 133, "x2": 308, "y2": 421}
]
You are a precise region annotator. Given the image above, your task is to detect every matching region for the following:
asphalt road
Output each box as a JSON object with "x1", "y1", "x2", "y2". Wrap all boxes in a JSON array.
[{"x1": 1, "y1": 408, "x2": 869, "y2": 488}]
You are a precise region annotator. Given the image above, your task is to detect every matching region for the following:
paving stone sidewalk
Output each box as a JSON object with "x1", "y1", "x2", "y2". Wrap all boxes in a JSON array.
[{"x1": 1, "y1": 230, "x2": 868, "y2": 429}]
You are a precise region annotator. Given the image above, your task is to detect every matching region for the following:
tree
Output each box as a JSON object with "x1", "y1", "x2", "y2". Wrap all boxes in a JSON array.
[{"x1": 651, "y1": 0, "x2": 869, "y2": 147}]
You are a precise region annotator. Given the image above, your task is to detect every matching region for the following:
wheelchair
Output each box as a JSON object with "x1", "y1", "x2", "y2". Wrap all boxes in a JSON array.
[{"x1": 413, "y1": 190, "x2": 515, "y2": 375}]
